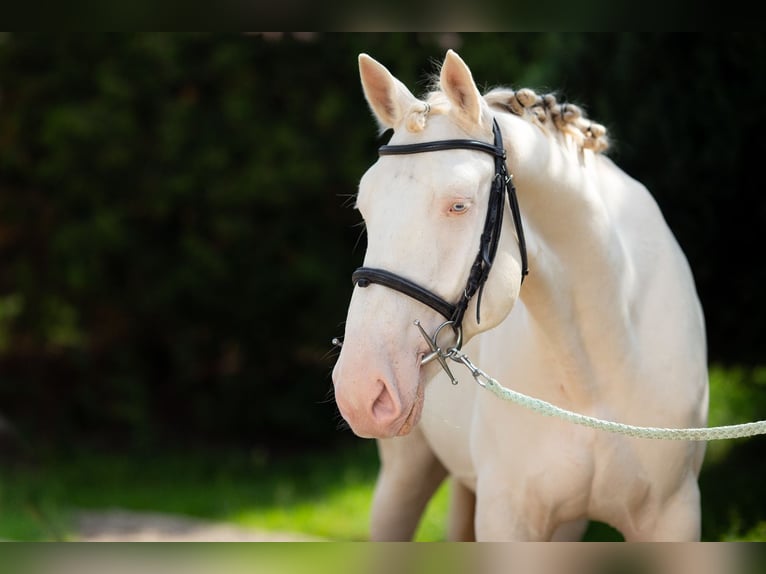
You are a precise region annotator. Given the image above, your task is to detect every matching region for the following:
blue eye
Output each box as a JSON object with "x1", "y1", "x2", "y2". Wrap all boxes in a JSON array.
[{"x1": 450, "y1": 202, "x2": 468, "y2": 213}]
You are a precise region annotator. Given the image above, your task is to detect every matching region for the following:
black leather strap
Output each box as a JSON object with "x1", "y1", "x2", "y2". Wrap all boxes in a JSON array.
[
  {"x1": 352, "y1": 267, "x2": 456, "y2": 320},
  {"x1": 379, "y1": 139, "x2": 504, "y2": 158}
]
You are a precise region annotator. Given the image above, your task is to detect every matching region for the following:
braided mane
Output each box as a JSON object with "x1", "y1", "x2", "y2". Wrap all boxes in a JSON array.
[
  {"x1": 484, "y1": 87, "x2": 609, "y2": 153},
  {"x1": 411, "y1": 86, "x2": 610, "y2": 154}
]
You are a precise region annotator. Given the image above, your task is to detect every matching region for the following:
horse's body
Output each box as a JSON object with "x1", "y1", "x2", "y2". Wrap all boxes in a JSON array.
[{"x1": 332, "y1": 50, "x2": 708, "y2": 541}]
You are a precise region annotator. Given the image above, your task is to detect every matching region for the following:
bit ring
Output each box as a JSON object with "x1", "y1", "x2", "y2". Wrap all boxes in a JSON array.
[{"x1": 417, "y1": 320, "x2": 463, "y2": 366}]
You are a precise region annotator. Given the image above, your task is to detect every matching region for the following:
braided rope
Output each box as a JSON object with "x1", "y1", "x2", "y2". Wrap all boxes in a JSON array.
[
  {"x1": 483, "y1": 377, "x2": 766, "y2": 440},
  {"x1": 416, "y1": 323, "x2": 766, "y2": 441}
]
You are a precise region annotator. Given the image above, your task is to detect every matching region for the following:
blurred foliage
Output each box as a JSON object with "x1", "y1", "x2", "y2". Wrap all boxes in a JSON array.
[{"x1": 0, "y1": 33, "x2": 764, "y2": 452}]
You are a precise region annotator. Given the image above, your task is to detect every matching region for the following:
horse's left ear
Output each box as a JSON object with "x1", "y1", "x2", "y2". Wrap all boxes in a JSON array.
[{"x1": 440, "y1": 50, "x2": 483, "y2": 127}]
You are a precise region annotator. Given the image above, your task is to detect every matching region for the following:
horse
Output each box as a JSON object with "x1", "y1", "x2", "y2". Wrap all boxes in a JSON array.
[{"x1": 332, "y1": 50, "x2": 709, "y2": 541}]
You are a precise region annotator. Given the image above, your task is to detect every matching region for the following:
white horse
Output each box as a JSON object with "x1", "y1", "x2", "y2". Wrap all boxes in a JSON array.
[{"x1": 332, "y1": 50, "x2": 708, "y2": 541}]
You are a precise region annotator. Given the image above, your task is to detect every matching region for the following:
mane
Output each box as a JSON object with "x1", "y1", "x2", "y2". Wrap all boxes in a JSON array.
[
  {"x1": 484, "y1": 87, "x2": 610, "y2": 153},
  {"x1": 411, "y1": 86, "x2": 610, "y2": 154}
]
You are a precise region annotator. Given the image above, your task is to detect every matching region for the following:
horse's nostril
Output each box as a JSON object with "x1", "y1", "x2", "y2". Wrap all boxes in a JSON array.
[{"x1": 371, "y1": 380, "x2": 398, "y2": 422}]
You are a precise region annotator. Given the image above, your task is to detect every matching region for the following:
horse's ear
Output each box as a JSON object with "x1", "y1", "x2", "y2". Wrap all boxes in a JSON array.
[
  {"x1": 359, "y1": 53, "x2": 419, "y2": 130},
  {"x1": 440, "y1": 50, "x2": 483, "y2": 127}
]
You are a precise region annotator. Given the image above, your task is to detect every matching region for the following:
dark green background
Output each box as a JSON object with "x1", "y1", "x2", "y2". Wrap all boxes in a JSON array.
[{"x1": 0, "y1": 33, "x2": 764, "y2": 453}]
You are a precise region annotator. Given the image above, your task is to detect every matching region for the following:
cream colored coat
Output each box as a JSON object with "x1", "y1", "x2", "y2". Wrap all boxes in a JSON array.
[{"x1": 332, "y1": 50, "x2": 708, "y2": 541}]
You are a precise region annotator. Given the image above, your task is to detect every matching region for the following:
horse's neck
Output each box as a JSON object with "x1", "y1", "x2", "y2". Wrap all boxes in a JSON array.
[{"x1": 501, "y1": 115, "x2": 634, "y2": 392}]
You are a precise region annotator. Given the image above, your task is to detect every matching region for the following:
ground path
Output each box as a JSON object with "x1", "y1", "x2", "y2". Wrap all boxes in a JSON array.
[{"x1": 73, "y1": 509, "x2": 326, "y2": 542}]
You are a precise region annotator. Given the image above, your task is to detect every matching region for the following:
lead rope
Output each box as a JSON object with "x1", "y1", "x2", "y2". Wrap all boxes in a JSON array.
[{"x1": 436, "y1": 337, "x2": 766, "y2": 441}]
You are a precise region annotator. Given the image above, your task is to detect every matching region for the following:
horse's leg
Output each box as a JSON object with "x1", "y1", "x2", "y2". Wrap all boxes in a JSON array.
[
  {"x1": 473, "y1": 480, "x2": 587, "y2": 541},
  {"x1": 474, "y1": 498, "x2": 588, "y2": 541},
  {"x1": 369, "y1": 426, "x2": 448, "y2": 541},
  {"x1": 551, "y1": 518, "x2": 589, "y2": 541},
  {"x1": 447, "y1": 478, "x2": 476, "y2": 541},
  {"x1": 622, "y1": 476, "x2": 701, "y2": 542},
  {"x1": 474, "y1": 500, "x2": 550, "y2": 541},
  {"x1": 474, "y1": 476, "x2": 553, "y2": 541}
]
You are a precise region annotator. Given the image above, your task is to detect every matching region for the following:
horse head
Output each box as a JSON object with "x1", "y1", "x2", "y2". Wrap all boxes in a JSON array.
[{"x1": 332, "y1": 51, "x2": 524, "y2": 438}]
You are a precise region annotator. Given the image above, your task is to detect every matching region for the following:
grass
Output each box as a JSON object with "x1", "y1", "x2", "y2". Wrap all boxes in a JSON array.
[
  {"x1": 0, "y1": 439, "x2": 450, "y2": 542},
  {"x1": 0, "y1": 364, "x2": 764, "y2": 541}
]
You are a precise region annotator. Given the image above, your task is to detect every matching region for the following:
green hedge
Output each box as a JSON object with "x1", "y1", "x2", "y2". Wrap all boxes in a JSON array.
[{"x1": 0, "y1": 33, "x2": 763, "y2": 451}]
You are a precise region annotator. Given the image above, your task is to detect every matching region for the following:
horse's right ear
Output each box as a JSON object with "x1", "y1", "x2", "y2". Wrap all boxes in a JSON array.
[{"x1": 359, "y1": 53, "x2": 419, "y2": 130}]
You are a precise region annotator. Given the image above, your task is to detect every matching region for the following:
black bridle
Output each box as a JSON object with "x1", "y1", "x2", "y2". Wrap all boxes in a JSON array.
[{"x1": 352, "y1": 118, "x2": 529, "y2": 335}]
